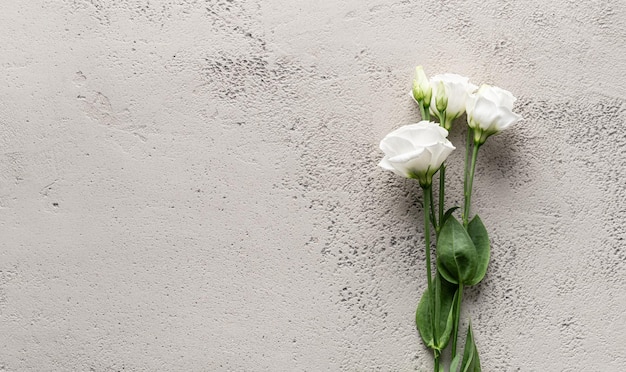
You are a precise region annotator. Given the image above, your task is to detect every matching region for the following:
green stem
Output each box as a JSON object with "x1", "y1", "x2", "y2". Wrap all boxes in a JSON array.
[
  {"x1": 433, "y1": 274, "x2": 442, "y2": 371},
  {"x1": 438, "y1": 164, "x2": 445, "y2": 229},
  {"x1": 419, "y1": 102, "x2": 431, "y2": 122},
  {"x1": 422, "y1": 186, "x2": 438, "y2": 360},
  {"x1": 424, "y1": 105, "x2": 431, "y2": 121},
  {"x1": 463, "y1": 129, "x2": 472, "y2": 198},
  {"x1": 429, "y1": 185, "x2": 438, "y2": 232},
  {"x1": 451, "y1": 283, "x2": 464, "y2": 359},
  {"x1": 463, "y1": 142, "x2": 480, "y2": 228},
  {"x1": 436, "y1": 109, "x2": 447, "y2": 236}
]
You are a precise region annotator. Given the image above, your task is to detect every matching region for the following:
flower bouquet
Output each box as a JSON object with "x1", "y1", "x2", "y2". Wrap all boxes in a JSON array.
[{"x1": 378, "y1": 67, "x2": 522, "y2": 371}]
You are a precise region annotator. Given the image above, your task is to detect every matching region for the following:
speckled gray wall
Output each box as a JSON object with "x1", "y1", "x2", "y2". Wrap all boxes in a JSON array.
[{"x1": 0, "y1": 0, "x2": 624, "y2": 371}]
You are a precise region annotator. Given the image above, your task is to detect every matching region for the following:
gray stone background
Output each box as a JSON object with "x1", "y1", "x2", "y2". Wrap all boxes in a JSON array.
[{"x1": 0, "y1": 0, "x2": 625, "y2": 371}]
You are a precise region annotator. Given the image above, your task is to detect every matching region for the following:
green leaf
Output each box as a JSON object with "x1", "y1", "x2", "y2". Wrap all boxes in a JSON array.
[
  {"x1": 442, "y1": 206, "x2": 460, "y2": 225},
  {"x1": 466, "y1": 215, "x2": 490, "y2": 286},
  {"x1": 462, "y1": 351, "x2": 474, "y2": 372},
  {"x1": 438, "y1": 276, "x2": 458, "y2": 349},
  {"x1": 450, "y1": 355, "x2": 460, "y2": 372},
  {"x1": 461, "y1": 323, "x2": 481, "y2": 372},
  {"x1": 471, "y1": 345, "x2": 481, "y2": 370},
  {"x1": 416, "y1": 288, "x2": 435, "y2": 349},
  {"x1": 415, "y1": 274, "x2": 458, "y2": 351},
  {"x1": 437, "y1": 259, "x2": 458, "y2": 285},
  {"x1": 436, "y1": 216, "x2": 478, "y2": 285}
]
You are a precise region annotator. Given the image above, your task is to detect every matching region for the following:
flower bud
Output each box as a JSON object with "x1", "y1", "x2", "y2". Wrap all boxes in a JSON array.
[
  {"x1": 412, "y1": 79, "x2": 423, "y2": 102},
  {"x1": 412, "y1": 66, "x2": 432, "y2": 108},
  {"x1": 435, "y1": 81, "x2": 448, "y2": 113}
]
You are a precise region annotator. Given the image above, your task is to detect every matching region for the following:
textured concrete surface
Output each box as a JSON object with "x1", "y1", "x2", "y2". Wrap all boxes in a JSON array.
[{"x1": 0, "y1": 0, "x2": 625, "y2": 371}]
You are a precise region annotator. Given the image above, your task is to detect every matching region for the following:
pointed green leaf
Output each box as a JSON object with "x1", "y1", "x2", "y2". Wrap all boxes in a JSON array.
[
  {"x1": 416, "y1": 275, "x2": 458, "y2": 350},
  {"x1": 436, "y1": 216, "x2": 478, "y2": 285},
  {"x1": 461, "y1": 328, "x2": 475, "y2": 372},
  {"x1": 442, "y1": 206, "x2": 460, "y2": 225},
  {"x1": 437, "y1": 276, "x2": 458, "y2": 349},
  {"x1": 461, "y1": 323, "x2": 481, "y2": 372},
  {"x1": 416, "y1": 288, "x2": 435, "y2": 349},
  {"x1": 466, "y1": 215, "x2": 490, "y2": 286},
  {"x1": 474, "y1": 347, "x2": 482, "y2": 372},
  {"x1": 450, "y1": 355, "x2": 460, "y2": 372},
  {"x1": 462, "y1": 353, "x2": 475, "y2": 372}
]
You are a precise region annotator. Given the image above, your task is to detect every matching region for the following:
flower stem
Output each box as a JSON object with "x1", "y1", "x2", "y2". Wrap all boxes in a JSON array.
[
  {"x1": 422, "y1": 186, "x2": 438, "y2": 364},
  {"x1": 429, "y1": 186, "x2": 438, "y2": 232},
  {"x1": 438, "y1": 164, "x2": 445, "y2": 229},
  {"x1": 419, "y1": 102, "x2": 431, "y2": 121},
  {"x1": 419, "y1": 104, "x2": 426, "y2": 121},
  {"x1": 451, "y1": 283, "x2": 464, "y2": 358},
  {"x1": 463, "y1": 142, "x2": 480, "y2": 228},
  {"x1": 463, "y1": 129, "x2": 472, "y2": 198},
  {"x1": 433, "y1": 275, "x2": 442, "y2": 371}
]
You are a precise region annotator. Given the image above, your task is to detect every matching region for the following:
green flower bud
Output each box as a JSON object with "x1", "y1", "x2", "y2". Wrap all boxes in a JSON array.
[
  {"x1": 412, "y1": 66, "x2": 432, "y2": 108},
  {"x1": 435, "y1": 81, "x2": 448, "y2": 113},
  {"x1": 412, "y1": 79, "x2": 423, "y2": 102}
]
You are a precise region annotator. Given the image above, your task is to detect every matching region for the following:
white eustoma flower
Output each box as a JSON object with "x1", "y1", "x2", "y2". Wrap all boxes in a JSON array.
[
  {"x1": 466, "y1": 84, "x2": 522, "y2": 144},
  {"x1": 429, "y1": 74, "x2": 477, "y2": 129},
  {"x1": 378, "y1": 121, "x2": 456, "y2": 187}
]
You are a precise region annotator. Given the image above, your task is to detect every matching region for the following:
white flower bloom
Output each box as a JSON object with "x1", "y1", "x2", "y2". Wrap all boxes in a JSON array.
[
  {"x1": 466, "y1": 84, "x2": 522, "y2": 144},
  {"x1": 429, "y1": 74, "x2": 477, "y2": 129},
  {"x1": 378, "y1": 121, "x2": 456, "y2": 187}
]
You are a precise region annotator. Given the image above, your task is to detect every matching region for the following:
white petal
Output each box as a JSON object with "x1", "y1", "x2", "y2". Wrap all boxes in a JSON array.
[
  {"x1": 434, "y1": 125, "x2": 450, "y2": 138},
  {"x1": 491, "y1": 86, "x2": 516, "y2": 108},
  {"x1": 472, "y1": 97, "x2": 499, "y2": 131},
  {"x1": 466, "y1": 94, "x2": 477, "y2": 116},
  {"x1": 389, "y1": 148, "x2": 431, "y2": 176},
  {"x1": 407, "y1": 128, "x2": 443, "y2": 147},
  {"x1": 478, "y1": 85, "x2": 516, "y2": 109},
  {"x1": 378, "y1": 157, "x2": 406, "y2": 177},
  {"x1": 391, "y1": 122, "x2": 446, "y2": 147},
  {"x1": 445, "y1": 81, "x2": 469, "y2": 117},
  {"x1": 389, "y1": 148, "x2": 426, "y2": 164},
  {"x1": 394, "y1": 121, "x2": 431, "y2": 133},
  {"x1": 427, "y1": 141, "x2": 456, "y2": 171},
  {"x1": 493, "y1": 108, "x2": 522, "y2": 132},
  {"x1": 379, "y1": 135, "x2": 415, "y2": 157}
]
